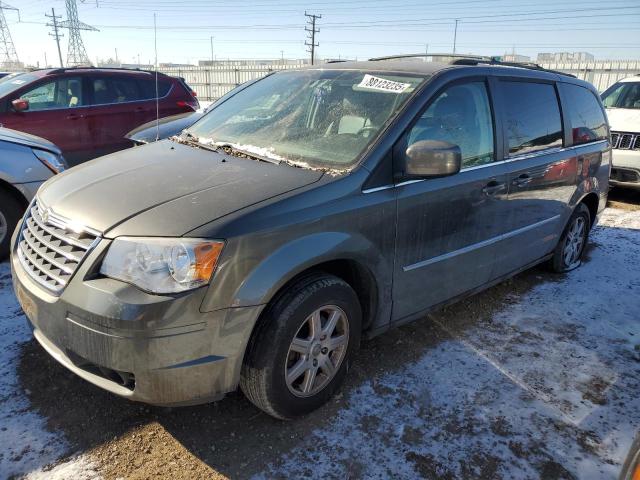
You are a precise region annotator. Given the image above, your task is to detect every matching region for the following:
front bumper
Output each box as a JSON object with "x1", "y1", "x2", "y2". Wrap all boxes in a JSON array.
[
  {"x1": 611, "y1": 149, "x2": 640, "y2": 189},
  {"x1": 10, "y1": 235, "x2": 263, "y2": 406}
]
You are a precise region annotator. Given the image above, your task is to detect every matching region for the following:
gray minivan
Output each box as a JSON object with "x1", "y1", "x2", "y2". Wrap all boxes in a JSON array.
[{"x1": 11, "y1": 57, "x2": 610, "y2": 419}]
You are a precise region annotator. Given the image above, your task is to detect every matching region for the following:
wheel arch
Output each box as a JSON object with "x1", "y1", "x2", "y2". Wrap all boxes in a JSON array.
[
  {"x1": 578, "y1": 192, "x2": 599, "y2": 229},
  {"x1": 0, "y1": 179, "x2": 29, "y2": 210}
]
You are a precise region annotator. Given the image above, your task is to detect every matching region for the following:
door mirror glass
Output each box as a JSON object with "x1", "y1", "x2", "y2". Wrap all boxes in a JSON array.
[
  {"x1": 404, "y1": 140, "x2": 461, "y2": 178},
  {"x1": 12, "y1": 98, "x2": 29, "y2": 112}
]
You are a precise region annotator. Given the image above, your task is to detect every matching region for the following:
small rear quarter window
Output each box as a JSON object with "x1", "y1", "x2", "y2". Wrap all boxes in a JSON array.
[
  {"x1": 560, "y1": 83, "x2": 608, "y2": 146},
  {"x1": 137, "y1": 78, "x2": 172, "y2": 99}
]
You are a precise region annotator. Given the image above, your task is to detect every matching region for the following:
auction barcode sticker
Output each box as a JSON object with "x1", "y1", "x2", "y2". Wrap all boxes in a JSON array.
[{"x1": 358, "y1": 74, "x2": 410, "y2": 93}]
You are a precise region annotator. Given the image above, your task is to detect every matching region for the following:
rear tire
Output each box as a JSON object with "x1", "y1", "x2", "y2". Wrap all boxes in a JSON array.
[
  {"x1": 549, "y1": 203, "x2": 591, "y2": 273},
  {"x1": 0, "y1": 190, "x2": 23, "y2": 261},
  {"x1": 240, "y1": 273, "x2": 361, "y2": 419}
]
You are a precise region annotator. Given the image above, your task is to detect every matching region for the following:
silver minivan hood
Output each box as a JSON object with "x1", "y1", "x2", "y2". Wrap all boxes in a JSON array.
[{"x1": 37, "y1": 140, "x2": 323, "y2": 236}]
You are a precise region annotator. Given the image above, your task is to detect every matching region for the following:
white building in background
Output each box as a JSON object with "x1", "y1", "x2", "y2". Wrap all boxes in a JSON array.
[
  {"x1": 537, "y1": 52, "x2": 595, "y2": 63},
  {"x1": 502, "y1": 54, "x2": 531, "y2": 63}
]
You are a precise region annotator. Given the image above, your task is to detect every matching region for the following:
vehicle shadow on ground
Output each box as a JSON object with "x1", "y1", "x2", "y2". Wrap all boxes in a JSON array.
[
  {"x1": 17, "y1": 261, "x2": 557, "y2": 479},
  {"x1": 608, "y1": 187, "x2": 640, "y2": 208}
]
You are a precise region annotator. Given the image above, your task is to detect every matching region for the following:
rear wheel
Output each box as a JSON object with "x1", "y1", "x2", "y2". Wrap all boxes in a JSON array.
[
  {"x1": 550, "y1": 203, "x2": 591, "y2": 273},
  {"x1": 240, "y1": 273, "x2": 361, "y2": 419},
  {"x1": 0, "y1": 190, "x2": 23, "y2": 261}
]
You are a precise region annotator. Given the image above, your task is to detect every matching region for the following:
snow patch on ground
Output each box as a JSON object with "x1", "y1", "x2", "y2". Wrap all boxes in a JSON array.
[
  {"x1": 0, "y1": 264, "x2": 98, "y2": 479},
  {"x1": 259, "y1": 208, "x2": 640, "y2": 479}
]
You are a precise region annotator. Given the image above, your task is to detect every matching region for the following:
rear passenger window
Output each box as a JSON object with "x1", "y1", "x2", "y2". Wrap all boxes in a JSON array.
[
  {"x1": 407, "y1": 81, "x2": 494, "y2": 168},
  {"x1": 502, "y1": 81, "x2": 562, "y2": 156},
  {"x1": 91, "y1": 77, "x2": 142, "y2": 105},
  {"x1": 560, "y1": 83, "x2": 607, "y2": 145}
]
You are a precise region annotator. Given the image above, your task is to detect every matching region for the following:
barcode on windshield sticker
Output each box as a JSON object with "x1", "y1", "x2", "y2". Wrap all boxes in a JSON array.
[{"x1": 358, "y1": 74, "x2": 410, "y2": 93}]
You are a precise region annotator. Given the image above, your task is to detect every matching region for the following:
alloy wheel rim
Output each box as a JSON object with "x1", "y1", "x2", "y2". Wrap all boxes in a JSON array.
[
  {"x1": 563, "y1": 216, "x2": 586, "y2": 269},
  {"x1": 0, "y1": 210, "x2": 7, "y2": 245},
  {"x1": 285, "y1": 305, "x2": 349, "y2": 397}
]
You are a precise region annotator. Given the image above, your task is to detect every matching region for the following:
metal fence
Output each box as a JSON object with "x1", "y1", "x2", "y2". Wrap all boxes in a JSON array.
[
  {"x1": 159, "y1": 59, "x2": 640, "y2": 100},
  {"x1": 540, "y1": 60, "x2": 640, "y2": 91},
  {"x1": 157, "y1": 62, "x2": 304, "y2": 100}
]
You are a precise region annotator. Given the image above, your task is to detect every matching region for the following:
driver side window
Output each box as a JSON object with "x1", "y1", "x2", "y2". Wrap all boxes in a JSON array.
[
  {"x1": 407, "y1": 81, "x2": 495, "y2": 169},
  {"x1": 21, "y1": 77, "x2": 84, "y2": 111}
]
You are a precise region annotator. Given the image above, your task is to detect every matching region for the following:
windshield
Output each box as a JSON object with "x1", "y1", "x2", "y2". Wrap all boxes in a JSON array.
[
  {"x1": 601, "y1": 82, "x2": 640, "y2": 109},
  {"x1": 0, "y1": 73, "x2": 38, "y2": 98},
  {"x1": 186, "y1": 70, "x2": 425, "y2": 170}
]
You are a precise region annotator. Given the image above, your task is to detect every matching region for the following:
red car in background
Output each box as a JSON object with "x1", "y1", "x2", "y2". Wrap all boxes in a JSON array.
[{"x1": 0, "y1": 68, "x2": 198, "y2": 165}]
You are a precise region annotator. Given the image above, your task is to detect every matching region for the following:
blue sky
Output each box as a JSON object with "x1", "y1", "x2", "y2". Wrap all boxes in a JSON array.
[{"x1": 8, "y1": 0, "x2": 640, "y2": 67}]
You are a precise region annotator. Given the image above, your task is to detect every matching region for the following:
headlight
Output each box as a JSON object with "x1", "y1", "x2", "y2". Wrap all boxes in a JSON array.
[
  {"x1": 100, "y1": 237, "x2": 224, "y2": 294},
  {"x1": 32, "y1": 149, "x2": 66, "y2": 173}
]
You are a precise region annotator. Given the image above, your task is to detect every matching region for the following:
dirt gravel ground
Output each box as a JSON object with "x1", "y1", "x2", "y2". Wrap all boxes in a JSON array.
[{"x1": 1, "y1": 189, "x2": 639, "y2": 479}]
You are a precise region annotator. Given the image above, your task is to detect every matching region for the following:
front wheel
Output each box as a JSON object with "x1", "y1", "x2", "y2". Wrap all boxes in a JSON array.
[
  {"x1": 240, "y1": 273, "x2": 361, "y2": 419},
  {"x1": 549, "y1": 203, "x2": 591, "y2": 273}
]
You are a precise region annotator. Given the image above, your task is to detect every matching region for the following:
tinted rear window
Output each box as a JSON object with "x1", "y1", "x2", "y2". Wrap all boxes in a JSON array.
[
  {"x1": 501, "y1": 81, "x2": 563, "y2": 156},
  {"x1": 138, "y1": 78, "x2": 172, "y2": 99},
  {"x1": 560, "y1": 83, "x2": 607, "y2": 145}
]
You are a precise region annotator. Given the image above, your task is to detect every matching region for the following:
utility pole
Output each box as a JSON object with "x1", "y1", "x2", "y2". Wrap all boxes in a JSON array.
[
  {"x1": 453, "y1": 19, "x2": 459, "y2": 54},
  {"x1": 45, "y1": 8, "x2": 64, "y2": 67},
  {"x1": 0, "y1": 1, "x2": 20, "y2": 69},
  {"x1": 114, "y1": 47, "x2": 118, "y2": 64},
  {"x1": 210, "y1": 35, "x2": 214, "y2": 65},
  {"x1": 304, "y1": 11, "x2": 321, "y2": 66}
]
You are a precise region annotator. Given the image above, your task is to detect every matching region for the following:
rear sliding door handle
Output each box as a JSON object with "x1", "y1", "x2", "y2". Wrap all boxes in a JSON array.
[
  {"x1": 512, "y1": 174, "x2": 532, "y2": 187},
  {"x1": 482, "y1": 180, "x2": 507, "y2": 196},
  {"x1": 66, "y1": 113, "x2": 84, "y2": 120}
]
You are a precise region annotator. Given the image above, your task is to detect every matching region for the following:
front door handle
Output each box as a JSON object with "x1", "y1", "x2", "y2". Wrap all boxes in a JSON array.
[
  {"x1": 66, "y1": 113, "x2": 84, "y2": 120},
  {"x1": 482, "y1": 180, "x2": 507, "y2": 196},
  {"x1": 512, "y1": 173, "x2": 532, "y2": 187}
]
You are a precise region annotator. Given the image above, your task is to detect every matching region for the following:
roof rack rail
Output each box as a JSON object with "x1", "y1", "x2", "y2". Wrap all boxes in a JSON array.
[
  {"x1": 44, "y1": 66, "x2": 163, "y2": 76},
  {"x1": 369, "y1": 53, "x2": 491, "y2": 62},
  {"x1": 449, "y1": 57, "x2": 576, "y2": 77},
  {"x1": 368, "y1": 53, "x2": 575, "y2": 78}
]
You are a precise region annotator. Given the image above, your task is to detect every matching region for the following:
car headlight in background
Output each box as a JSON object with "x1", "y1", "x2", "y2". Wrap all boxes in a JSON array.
[
  {"x1": 100, "y1": 237, "x2": 224, "y2": 294},
  {"x1": 32, "y1": 149, "x2": 66, "y2": 173}
]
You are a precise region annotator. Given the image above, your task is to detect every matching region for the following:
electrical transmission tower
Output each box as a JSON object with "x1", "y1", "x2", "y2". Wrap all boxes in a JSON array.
[
  {"x1": 60, "y1": 0, "x2": 98, "y2": 67},
  {"x1": 304, "y1": 12, "x2": 321, "y2": 66},
  {"x1": 0, "y1": 2, "x2": 20, "y2": 70}
]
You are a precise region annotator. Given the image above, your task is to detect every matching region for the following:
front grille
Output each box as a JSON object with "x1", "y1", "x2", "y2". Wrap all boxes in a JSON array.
[
  {"x1": 611, "y1": 131, "x2": 640, "y2": 150},
  {"x1": 611, "y1": 168, "x2": 640, "y2": 183},
  {"x1": 17, "y1": 201, "x2": 100, "y2": 294}
]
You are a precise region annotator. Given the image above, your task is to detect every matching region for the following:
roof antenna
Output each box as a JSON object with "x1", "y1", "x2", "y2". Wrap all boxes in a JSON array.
[{"x1": 154, "y1": 12, "x2": 159, "y2": 142}]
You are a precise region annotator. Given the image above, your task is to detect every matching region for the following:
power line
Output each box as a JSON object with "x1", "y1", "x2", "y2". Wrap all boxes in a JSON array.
[
  {"x1": 45, "y1": 7, "x2": 64, "y2": 67},
  {"x1": 304, "y1": 11, "x2": 321, "y2": 65}
]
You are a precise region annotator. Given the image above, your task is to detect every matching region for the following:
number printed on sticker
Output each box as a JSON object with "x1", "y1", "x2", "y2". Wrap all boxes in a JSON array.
[{"x1": 358, "y1": 74, "x2": 410, "y2": 93}]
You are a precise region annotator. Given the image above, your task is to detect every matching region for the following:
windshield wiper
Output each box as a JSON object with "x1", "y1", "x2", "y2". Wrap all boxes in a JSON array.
[
  {"x1": 217, "y1": 143, "x2": 281, "y2": 165},
  {"x1": 173, "y1": 131, "x2": 219, "y2": 153}
]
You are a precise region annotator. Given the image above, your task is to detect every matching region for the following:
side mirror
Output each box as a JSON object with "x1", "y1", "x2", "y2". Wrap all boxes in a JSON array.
[
  {"x1": 402, "y1": 140, "x2": 462, "y2": 178},
  {"x1": 12, "y1": 98, "x2": 29, "y2": 112}
]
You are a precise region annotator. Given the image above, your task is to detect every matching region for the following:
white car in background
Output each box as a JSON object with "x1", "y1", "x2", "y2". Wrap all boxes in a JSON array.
[{"x1": 601, "y1": 76, "x2": 640, "y2": 189}]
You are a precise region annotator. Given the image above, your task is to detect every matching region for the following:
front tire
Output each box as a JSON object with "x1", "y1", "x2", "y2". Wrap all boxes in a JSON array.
[
  {"x1": 550, "y1": 203, "x2": 591, "y2": 273},
  {"x1": 240, "y1": 273, "x2": 361, "y2": 419}
]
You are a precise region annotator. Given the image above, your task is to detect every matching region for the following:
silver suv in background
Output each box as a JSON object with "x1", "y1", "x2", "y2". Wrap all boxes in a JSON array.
[
  {"x1": 0, "y1": 128, "x2": 66, "y2": 259},
  {"x1": 11, "y1": 58, "x2": 610, "y2": 419},
  {"x1": 601, "y1": 76, "x2": 640, "y2": 189}
]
